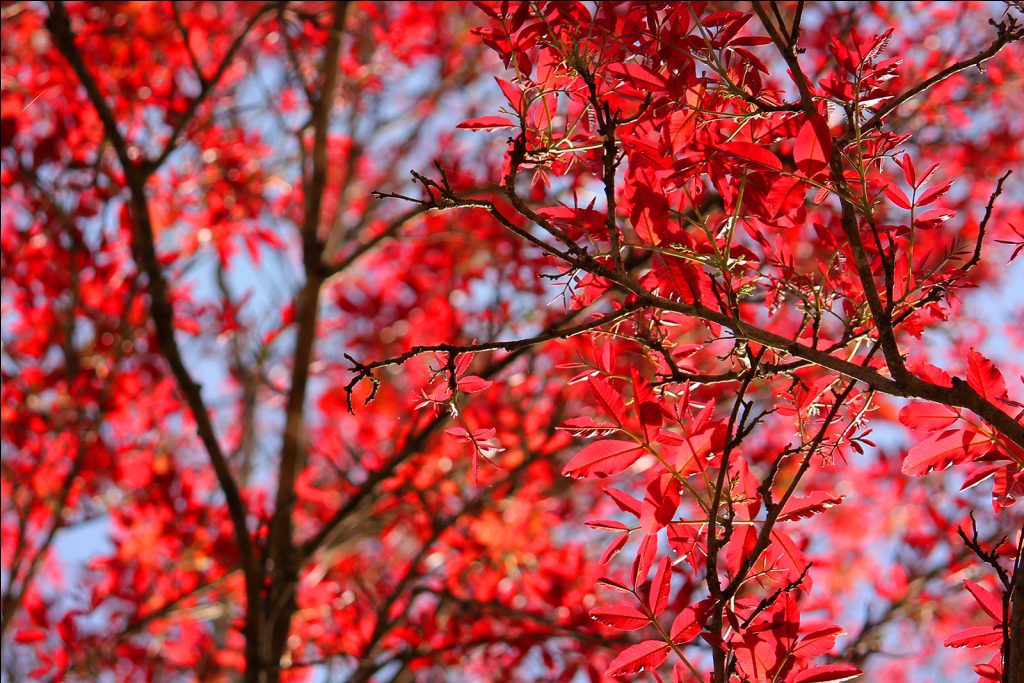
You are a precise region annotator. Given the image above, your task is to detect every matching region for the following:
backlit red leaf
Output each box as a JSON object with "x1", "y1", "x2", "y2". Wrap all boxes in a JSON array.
[
  {"x1": 456, "y1": 115, "x2": 517, "y2": 130},
  {"x1": 793, "y1": 663, "x2": 863, "y2": 683},
  {"x1": 606, "y1": 640, "x2": 670, "y2": 676},
  {"x1": 647, "y1": 556, "x2": 672, "y2": 616},
  {"x1": 794, "y1": 117, "x2": 832, "y2": 176},
  {"x1": 563, "y1": 439, "x2": 646, "y2": 478},
  {"x1": 719, "y1": 141, "x2": 783, "y2": 170},
  {"x1": 899, "y1": 402, "x2": 960, "y2": 431},
  {"x1": 607, "y1": 62, "x2": 668, "y2": 91},
  {"x1": 943, "y1": 625, "x2": 1002, "y2": 649},
  {"x1": 963, "y1": 580, "x2": 1003, "y2": 622},
  {"x1": 591, "y1": 604, "x2": 650, "y2": 631},
  {"x1": 966, "y1": 349, "x2": 1009, "y2": 403},
  {"x1": 778, "y1": 491, "x2": 845, "y2": 522}
]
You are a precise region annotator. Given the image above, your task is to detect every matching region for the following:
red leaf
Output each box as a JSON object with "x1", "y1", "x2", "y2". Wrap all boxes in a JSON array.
[
  {"x1": 766, "y1": 175, "x2": 807, "y2": 220},
  {"x1": 631, "y1": 183, "x2": 671, "y2": 244},
  {"x1": 966, "y1": 349, "x2": 1009, "y2": 403},
  {"x1": 563, "y1": 440, "x2": 646, "y2": 478},
  {"x1": 883, "y1": 184, "x2": 912, "y2": 210},
  {"x1": 778, "y1": 491, "x2": 845, "y2": 521},
  {"x1": 913, "y1": 207, "x2": 955, "y2": 229},
  {"x1": 993, "y1": 465, "x2": 1024, "y2": 509},
  {"x1": 559, "y1": 416, "x2": 620, "y2": 438},
  {"x1": 652, "y1": 253, "x2": 701, "y2": 304},
  {"x1": 719, "y1": 141, "x2": 782, "y2": 170},
  {"x1": 597, "y1": 577, "x2": 633, "y2": 593},
  {"x1": 899, "y1": 402, "x2": 960, "y2": 431},
  {"x1": 14, "y1": 628, "x2": 47, "y2": 644},
  {"x1": 606, "y1": 640, "x2": 670, "y2": 676},
  {"x1": 607, "y1": 487, "x2": 643, "y2": 517},
  {"x1": 589, "y1": 376, "x2": 629, "y2": 426},
  {"x1": 633, "y1": 533, "x2": 659, "y2": 586},
  {"x1": 902, "y1": 428, "x2": 976, "y2": 476},
  {"x1": 607, "y1": 62, "x2": 667, "y2": 91},
  {"x1": 974, "y1": 662, "x2": 1002, "y2": 681},
  {"x1": 943, "y1": 625, "x2": 1002, "y2": 648},
  {"x1": 176, "y1": 317, "x2": 202, "y2": 335},
  {"x1": 794, "y1": 117, "x2": 832, "y2": 176},
  {"x1": 670, "y1": 599, "x2": 711, "y2": 643},
  {"x1": 917, "y1": 179, "x2": 954, "y2": 206},
  {"x1": 793, "y1": 663, "x2": 863, "y2": 682},
  {"x1": 770, "y1": 528, "x2": 808, "y2": 583},
  {"x1": 703, "y1": 10, "x2": 747, "y2": 28},
  {"x1": 456, "y1": 375, "x2": 493, "y2": 393},
  {"x1": 457, "y1": 115, "x2": 517, "y2": 130},
  {"x1": 600, "y1": 532, "x2": 630, "y2": 565},
  {"x1": 793, "y1": 625, "x2": 845, "y2": 658},
  {"x1": 494, "y1": 77, "x2": 523, "y2": 113},
  {"x1": 898, "y1": 153, "x2": 917, "y2": 187},
  {"x1": 647, "y1": 557, "x2": 672, "y2": 616},
  {"x1": 591, "y1": 604, "x2": 650, "y2": 631},
  {"x1": 960, "y1": 463, "x2": 1003, "y2": 492},
  {"x1": 731, "y1": 35, "x2": 773, "y2": 47},
  {"x1": 963, "y1": 580, "x2": 1004, "y2": 623}
]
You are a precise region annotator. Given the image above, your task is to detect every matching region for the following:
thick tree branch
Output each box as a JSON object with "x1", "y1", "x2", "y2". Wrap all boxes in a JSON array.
[
  {"x1": 268, "y1": 0, "x2": 349, "y2": 569},
  {"x1": 756, "y1": 3, "x2": 909, "y2": 381},
  {"x1": 749, "y1": 3, "x2": 1023, "y2": 447},
  {"x1": 45, "y1": 0, "x2": 257, "y2": 581},
  {"x1": 346, "y1": 457, "x2": 541, "y2": 683},
  {"x1": 390, "y1": 177, "x2": 1024, "y2": 449},
  {"x1": 261, "y1": 1, "x2": 350, "y2": 676}
]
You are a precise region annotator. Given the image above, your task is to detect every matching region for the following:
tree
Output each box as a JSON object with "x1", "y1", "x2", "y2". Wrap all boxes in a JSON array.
[{"x1": 2, "y1": 1, "x2": 1022, "y2": 682}]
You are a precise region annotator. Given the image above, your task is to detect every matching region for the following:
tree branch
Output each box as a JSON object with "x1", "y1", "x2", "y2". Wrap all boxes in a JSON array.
[
  {"x1": 268, "y1": 0, "x2": 349, "y2": 568},
  {"x1": 45, "y1": 0, "x2": 257, "y2": 581},
  {"x1": 855, "y1": 15, "x2": 1024, "y2": 140},
  {"x1": 962, "y1": 170, "x2": 1012, "y2": 273},
  {"x1": 341, "y1": 303, "x2": 642, "y2": 408}
]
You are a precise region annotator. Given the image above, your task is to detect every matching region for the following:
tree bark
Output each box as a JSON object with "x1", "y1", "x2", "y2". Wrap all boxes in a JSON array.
[{"x1": 1007, "y1": 564, "x2": 1024, "y2": 683}]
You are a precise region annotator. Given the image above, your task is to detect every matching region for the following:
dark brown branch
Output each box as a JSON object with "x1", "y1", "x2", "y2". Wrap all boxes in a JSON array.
[
  {"x1": 957, "y1": 512, "x2": 1023, "y2": 683},
  {"x1": 748, "y1": 4, "x2": 1024, "y2": 449},
  {"x1": 346, "y1": 458, "x2": 540, "y2": 683},
  {"x1": 262, "y1": 2, "x2": 350, "y2": 675},
  {"x1": 323, "y1": 205, "x2": 429, "y2": 277},
  {"x1": 268, "y1": 0, "x2": 349, "y2": 566},
  {"x1": 341, "y1": 303, "x2": 642, "y2": 409},
  {"x1": 374, "y1": 166, "x2": 585, "y2": 265},
  {"x1": 706, "y1": 353, "x2": 766, "y2": 682},
  {"x1": 45, "y1": 0, "x2": 257, "y2": 580},
  {"x1": 721, "y1": 377, "x2": 861, "y2": 605},
  {"x1": 397, "y1": 176, "x2": 1024, "y2": 449},
  {"x1": 1008, "y1": 526, "x2": 1024, "y2": 683},
  {"x1": 757, "y1": 3, "x2": 910, "y2": 383},
  {"x1": 739, "y1": 562, "x2": 812, "y2": 629},
  {"x1": 962, "y1": 171, "x2": 1012, "y2": 272}
]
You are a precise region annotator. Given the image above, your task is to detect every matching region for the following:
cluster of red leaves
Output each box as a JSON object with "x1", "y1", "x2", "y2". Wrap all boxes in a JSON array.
[
  {"x1": 452, "y1": 2, "x2": 1024, "y2": 681},
  {"x1": 2, "y1": 2, "x2": 613, "y2": 680}
]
